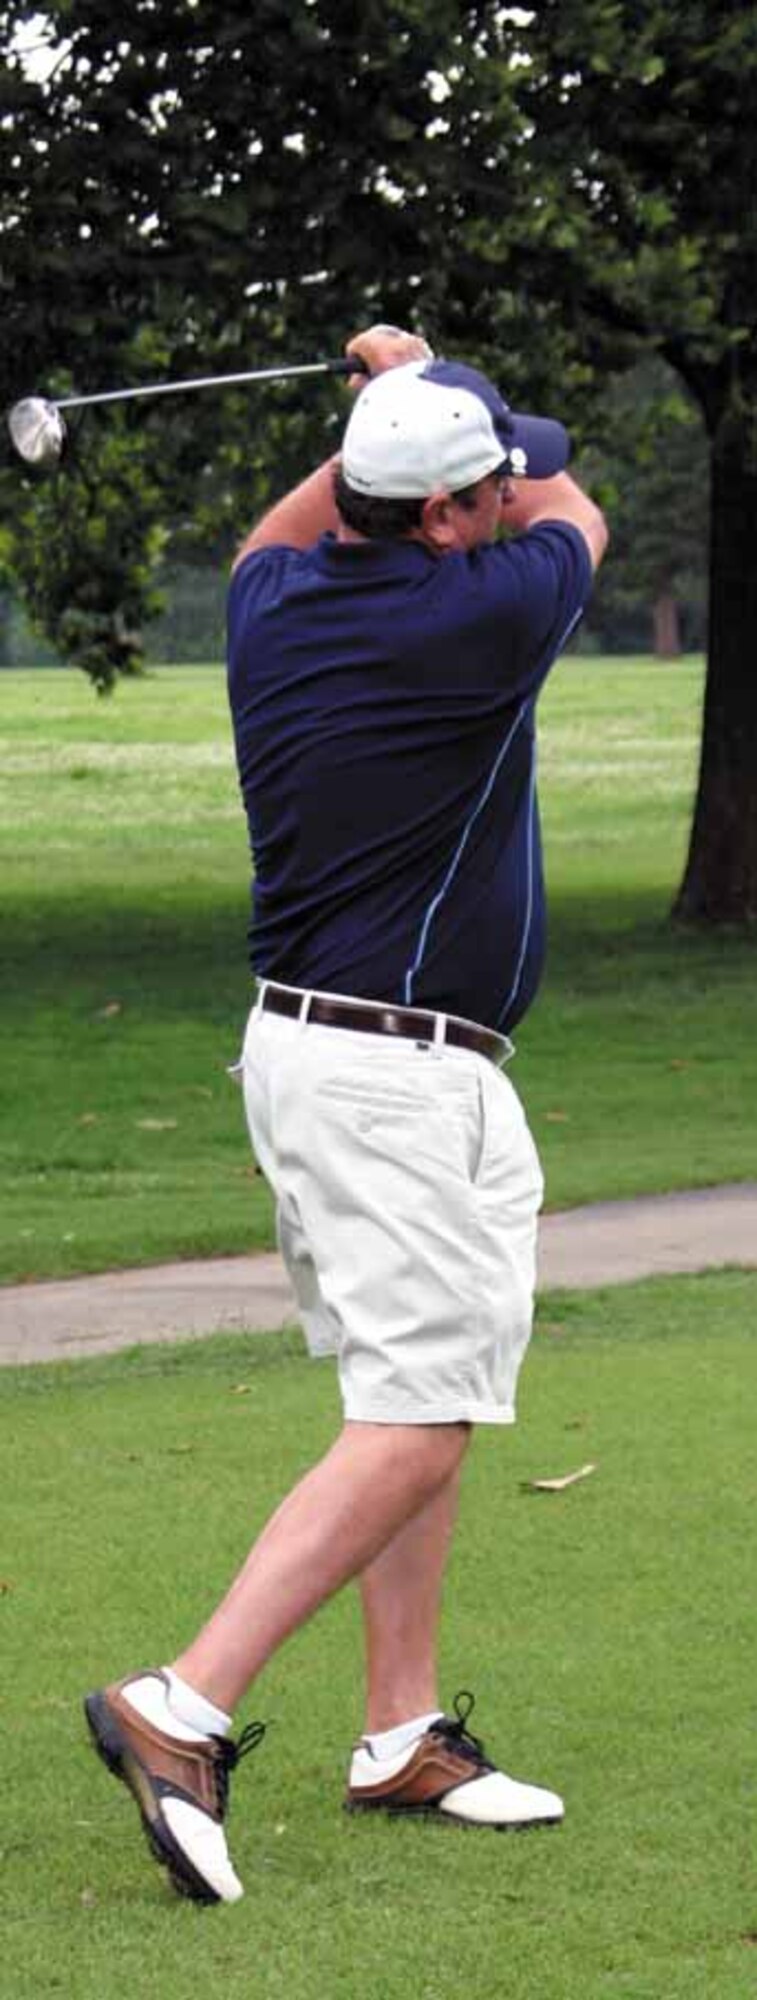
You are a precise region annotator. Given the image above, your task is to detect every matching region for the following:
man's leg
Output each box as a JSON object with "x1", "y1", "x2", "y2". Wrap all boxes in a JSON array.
[
  {"x1": 358, "y1": 1461, "x2": 463, "y2": 1732},
  {"x1": 86, "y1": 1419, "x2": 469, "y2": 1903},
  {"x1": 346, "y1": 1453, "x2": 565, "y2": 1835},
  {"x1": 171, "y1": 1419, "x2": 469, "y2": 1713}
]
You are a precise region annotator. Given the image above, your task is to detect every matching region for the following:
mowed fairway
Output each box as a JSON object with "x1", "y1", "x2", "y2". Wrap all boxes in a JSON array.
[
  {"x1": 1, "y1": 1273, "x2": 755, "y2": 1999},
  {"x1": 1, "y1": 658, "x2": 755, "y2": 1280}
]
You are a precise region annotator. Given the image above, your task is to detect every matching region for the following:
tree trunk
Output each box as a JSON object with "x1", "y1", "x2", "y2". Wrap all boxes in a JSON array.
[
  {"x1": 653, "y1": 591, "x2": 681, "y2": 658},
  {"x1": 672, "y1": 394, "x2": 757, "y2": 925}
]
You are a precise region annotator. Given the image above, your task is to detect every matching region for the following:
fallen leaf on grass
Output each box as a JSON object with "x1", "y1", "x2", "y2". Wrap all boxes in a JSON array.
[
  {"x1": 96, "y1": 1000, "x2": 122, "y2": 1019},
  {"x1": 135, "y1": 1118, "x2": 178, "y2": 1131},
  {"x1": 544, "y1": 1109, "x2": 570, "y2": 1123},
  {"x1": 522, "y1": 1462, "x2": 597, "y2": 1494},
  {"x1": 232, "y1": 1384, "x2": 252, "y2": 1396},
  {"x1": 0, "y1": 1580, "x2": 13, "y2": 1596},
  {"x1": 77, "y1": 1113, "x2": 99, "y2": 1127},
  {"x1": 79, "y1": 1888, "x2": 97, "y2": 1909}
]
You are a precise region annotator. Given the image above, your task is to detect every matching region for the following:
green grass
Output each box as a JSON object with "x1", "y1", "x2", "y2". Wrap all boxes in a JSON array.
[
  {"x1": 0, "y1": 667, "x2": 260, "y2": 1280},
  {"x1": 0, "y1": 660, "x2": 755, "y2": 1282},
  {"x1": 1, "y1": 1271, "x2": 755, "y2": 1998}
]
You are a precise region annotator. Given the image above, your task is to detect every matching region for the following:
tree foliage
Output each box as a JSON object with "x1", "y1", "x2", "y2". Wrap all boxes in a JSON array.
[
  {"x1": 581, "y1": 361, "x2": 709, "y2": 656},
  {"x1": 0, "y1": 1, "x2": 523, "y2": 684},
  {"x1": 476, "y1": 2, "x2": 757, "y2": 922},
  {"x1": 1, "y1": 1, "x2": 756, "y2": 915}
]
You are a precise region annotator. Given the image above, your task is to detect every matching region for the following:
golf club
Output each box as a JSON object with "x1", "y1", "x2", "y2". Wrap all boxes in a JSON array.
[{"x1": 7, "y1": 355, "x2": 369, "y2": 470}]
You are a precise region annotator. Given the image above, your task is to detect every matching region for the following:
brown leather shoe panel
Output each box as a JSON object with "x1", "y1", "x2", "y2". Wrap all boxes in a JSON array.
[
  {"x1": 107, "y1": 1684, "x2": 223, "y2": 1821},
  {"x1": 349, "y1": 1734, "x2": 483, "y2": 1808}
]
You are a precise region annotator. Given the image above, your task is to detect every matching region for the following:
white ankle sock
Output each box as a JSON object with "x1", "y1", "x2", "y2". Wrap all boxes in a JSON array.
[
  {"x1": 121, "y1": 1670, "x2": 231, "y2": 1743},
  {"x1": 164, "y1": 1669, "x2": 231, "y2": 1739},
  {"x1": 363, "y1": 1711, "x2": 443, "y2": 1761}
]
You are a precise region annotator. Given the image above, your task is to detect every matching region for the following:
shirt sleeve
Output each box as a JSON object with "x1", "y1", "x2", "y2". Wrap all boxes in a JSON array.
[
  {"x1": 227, "y1": 545, "x2": 296, "y2": 664},
  {"x1": 499, "y1": 520, "x2": 593, "y2": 680}
]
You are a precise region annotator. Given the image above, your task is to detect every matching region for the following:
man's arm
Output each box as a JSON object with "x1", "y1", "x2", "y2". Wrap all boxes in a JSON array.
[
  {"x1": 231, "y1": 458, "x2": 341, "y2": 569},
  {"x1": 501, "y1": 472, "x2": 608, "y2": 571},
  {"x1": 231, "y1": 325, "x2": 434, "y2": 569}
]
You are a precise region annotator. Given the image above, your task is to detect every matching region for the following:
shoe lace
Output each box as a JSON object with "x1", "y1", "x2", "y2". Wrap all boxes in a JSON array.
[
  {"x1": 212, "y1": 1719, "x2": 267, "y2": 1817},
  {"x1": 430, "y1": 1690, "x2": 493, "y2": 1770}
]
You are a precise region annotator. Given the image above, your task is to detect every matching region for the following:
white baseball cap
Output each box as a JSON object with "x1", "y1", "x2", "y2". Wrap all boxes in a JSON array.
[{"x1": 341, "y1": 358, "x2": 569, "y2": 500}]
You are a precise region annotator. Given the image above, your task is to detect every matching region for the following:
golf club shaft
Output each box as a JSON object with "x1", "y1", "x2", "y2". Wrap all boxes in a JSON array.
[{"x1": 53, "y1": 357, "x2": 366, "y2": 414}]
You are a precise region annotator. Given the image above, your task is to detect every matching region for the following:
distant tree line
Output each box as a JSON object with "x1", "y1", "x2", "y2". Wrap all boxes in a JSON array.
[{"x1": 582, "y1": 358, "x2": 709, "y2": 658}]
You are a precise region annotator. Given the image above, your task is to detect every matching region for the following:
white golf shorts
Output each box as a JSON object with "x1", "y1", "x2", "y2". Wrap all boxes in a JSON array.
[{"x1": 240, "y1": 995, "x2": 544, "y2": 1427}]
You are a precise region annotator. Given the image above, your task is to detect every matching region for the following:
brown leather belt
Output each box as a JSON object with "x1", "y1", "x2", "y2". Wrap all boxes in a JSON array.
[{"x1": 259, "y1": 983, "x2": 510, "y2": 1067}]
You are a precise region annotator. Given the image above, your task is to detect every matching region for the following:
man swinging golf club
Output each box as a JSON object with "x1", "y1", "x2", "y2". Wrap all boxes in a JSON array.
[{"x1": 84, "y1": 323, "x2": 607, "y2": 1906}]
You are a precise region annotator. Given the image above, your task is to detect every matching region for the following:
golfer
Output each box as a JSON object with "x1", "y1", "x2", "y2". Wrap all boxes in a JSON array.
[{"x1": 85, "y1": 324, "x2": 607, "y2": 1905}]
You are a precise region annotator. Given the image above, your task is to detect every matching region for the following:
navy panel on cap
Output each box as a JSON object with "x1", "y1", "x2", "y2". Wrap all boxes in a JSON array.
[{"x1": 421, "y1": 358, "x2": 569, "y2": 480}]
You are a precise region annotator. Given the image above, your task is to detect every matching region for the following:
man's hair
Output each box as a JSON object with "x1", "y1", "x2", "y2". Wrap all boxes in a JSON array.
[{"x1": 332, "y1": 463, "x2": 482, "y2": 541}]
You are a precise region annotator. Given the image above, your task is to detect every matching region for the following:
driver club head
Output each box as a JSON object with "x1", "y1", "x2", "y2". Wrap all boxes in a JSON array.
[{"x1": 8, "y1": 397, "x2": 68, "y2": 468}]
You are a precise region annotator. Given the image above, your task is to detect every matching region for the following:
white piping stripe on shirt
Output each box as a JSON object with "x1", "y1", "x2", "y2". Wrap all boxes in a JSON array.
[
  {"x1": 497, "y1": 753, "x2": 537, "y2": 1028},
  {"x1": 403, "y1": 600, "x2": 587, "y2": 1019},
  {"x1": 403, "y1": 699, "x2": 530, "y2": 1007},
  {"x1": 492, "y1": 603, "x2": 585, "y2": 1025}
]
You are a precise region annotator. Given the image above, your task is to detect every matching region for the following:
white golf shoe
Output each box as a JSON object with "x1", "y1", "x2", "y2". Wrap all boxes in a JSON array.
[
  {"x1": 84, "y1": 1669, "x2": 265, "y2": 1904},
  {"x1": 346, "y1": 1690, "x2": 564, "y2": 1830}
]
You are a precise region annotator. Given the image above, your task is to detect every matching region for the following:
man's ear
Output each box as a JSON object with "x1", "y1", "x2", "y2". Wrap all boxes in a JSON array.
[{"x1": 419, "y1": 490, "x2": 458, "y2": 551}]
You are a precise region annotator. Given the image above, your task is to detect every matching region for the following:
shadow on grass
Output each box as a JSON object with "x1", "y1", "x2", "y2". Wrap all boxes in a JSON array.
[
  {"x1": 544, "y1": 883, "x2": 756, "y2": 994},
  {"x1": 1, "y1": 886, "x2": 249, "y2": 1022},
  {"x1": 4, "y1": 880, "x2": 755, "y2": 1017},
  {"x1": 1, "y1": 884, "x2": 755, "y2": 1277}
]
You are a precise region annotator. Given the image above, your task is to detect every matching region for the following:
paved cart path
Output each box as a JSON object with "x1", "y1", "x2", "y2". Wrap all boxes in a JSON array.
[{"x1": 1, "y1": 1182, "x2": 755, "y2": 1368}]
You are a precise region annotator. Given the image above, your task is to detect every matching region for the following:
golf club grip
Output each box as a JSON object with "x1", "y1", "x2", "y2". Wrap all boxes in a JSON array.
[{"x1": 328, "y1": 358, "x2": 370, "y2": 377}]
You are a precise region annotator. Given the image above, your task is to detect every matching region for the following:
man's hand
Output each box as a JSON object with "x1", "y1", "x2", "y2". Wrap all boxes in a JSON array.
[{"x1": 345, "y1": 324, "x2": 434, "y2": 390}]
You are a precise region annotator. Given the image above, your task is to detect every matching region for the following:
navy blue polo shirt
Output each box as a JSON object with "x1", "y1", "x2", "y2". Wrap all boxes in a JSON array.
[{"x1": 227, "y1": 523, "x2": 591, "y2": 1033}]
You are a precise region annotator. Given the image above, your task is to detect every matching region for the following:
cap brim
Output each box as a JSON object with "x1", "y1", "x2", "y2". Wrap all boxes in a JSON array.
[
  {"x1": 504, "y1": 412, "x2": 570, "y2": 480},
  {"x1": 421, "y1": 361, "x2": 570, "y2": 481}
]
